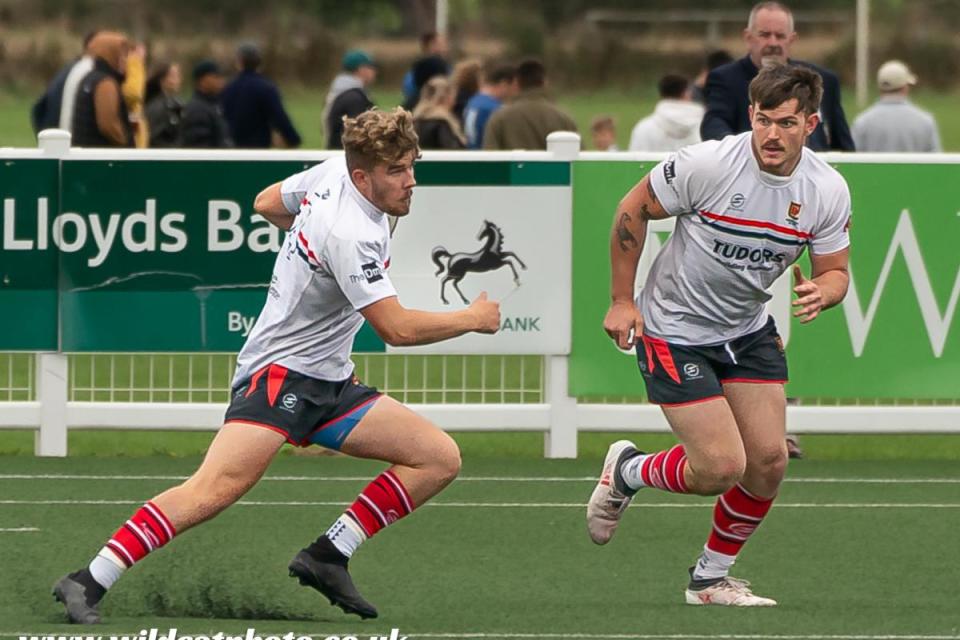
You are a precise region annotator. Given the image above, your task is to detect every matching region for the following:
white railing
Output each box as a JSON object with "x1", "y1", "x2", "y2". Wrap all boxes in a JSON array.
[
  {"x1": 3, "y1": 133, "x2": 959, "y2": 457},
  {"x1": 5, "y1": 350, "x2": 960, "y2": 458}
]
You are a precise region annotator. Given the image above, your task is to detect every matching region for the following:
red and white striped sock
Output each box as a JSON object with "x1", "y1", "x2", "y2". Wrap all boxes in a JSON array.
[
  {"x1": 694, "y1": 483, "x2": 775, "y2": 580},
  {"x1": 620, "y1": 444, "x2": 690, "y2": 493},
  {"x1": 327, "y1": 470, "x2": 414, "y2": 558},
  {"x1": 88, "y1": 501, "x2": 176, "y2": 589}
]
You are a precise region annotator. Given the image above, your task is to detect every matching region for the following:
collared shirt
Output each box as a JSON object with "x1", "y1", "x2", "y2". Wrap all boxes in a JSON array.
[
  {"x1": 852, "y1": 95, "x2": 942, "y2": 152},
  {"x1": 641, "y1": 132, "x2": 851, "y2": 346},
  {"x1": 233, "y1": 158, "x2": 396, "y2": 385}
]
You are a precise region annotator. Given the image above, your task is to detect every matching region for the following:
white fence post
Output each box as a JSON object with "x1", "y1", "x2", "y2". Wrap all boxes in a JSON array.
[
  {"x1": 35, "y1": 129, "x2": 72, "y2": 456},
  {"x1": 544, "y1": 355, "x2": 577, "y2": 458},
  {"x1": 544, "y1": 131, "x2": 580, "y2": 458},
  {"x1": 35, "y1": 353, "x2": 68, "y2": 456}
]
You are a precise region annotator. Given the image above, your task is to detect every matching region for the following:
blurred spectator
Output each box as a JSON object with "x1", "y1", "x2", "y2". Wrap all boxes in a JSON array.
[
  {"x1": 325, "y1": 50, "x2": 377, "y2": 149},
  {"x1": 181, "y1": 61, "x2": 233, "y2": 148},
  {"x1": 403, "y1": 32, "x2": 450, "y2": 110},
  {"x1": 145, "y1": 62, "x2": 184, "y2": 148},
  {"x1": 852, "y1": 60, "x2": 941, "y2": 152},
  {"x1": 221, "y1": 43, "x2": 301, "y2": 148},
  {"x1": 31, "y1": 30, "x2": 99, "y2": 135},
  {"x1": 121, "y1": 43, "x2": 149, "y2": 148},
  {"x1": 413, "y1": 77, "x2": 467, "y2": 149},
  {"x1": 701, "y1": 1, "x2": 854, "y2": 151},
  {"x1": 451, "y1": 58, "x2": 482, "y2": 123},
  {"x1": 71, "y1": 32, "x2": 134, "y2": 148},
  {"x1": 590, "y1": 116, "x2": 618, "y2": 151},
  {"x1": 483, "y1": 59, "x2": 578, "y2": 150},
  {"x1": 463, "y1": 61, "x2": 517, "y2": 149},
  {"x1": 691, "y1": 50, "x2": 733, "y2": 104},
  {"x1": 628, "y1": 74, "x2": 704, "y2": 152}
]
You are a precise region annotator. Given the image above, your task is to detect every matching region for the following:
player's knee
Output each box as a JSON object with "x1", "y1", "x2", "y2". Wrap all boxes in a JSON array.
[
  {"x1": 749, "y1": 446, "x2": 788, "y2": 484},
  {"x1": 433, "y1": 434, "x2": 462, "y2": 485},
  {"x1": 699, "y1": 457, "x2": 746, "y2": 495}
]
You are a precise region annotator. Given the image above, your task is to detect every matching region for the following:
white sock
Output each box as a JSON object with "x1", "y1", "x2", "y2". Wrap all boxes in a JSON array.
[
  {"x1": 326, "y1": 515, "x2": 367, "y2": 558},
  {"x1": 619, "y1": 453, "x2": 650, "y2": 491},
  {"x1": 692, "y1": 546, "x2": 737, "y2": 581},
  {"x1": 88, "y1": 548, "x2": 126, "y2": 589}
]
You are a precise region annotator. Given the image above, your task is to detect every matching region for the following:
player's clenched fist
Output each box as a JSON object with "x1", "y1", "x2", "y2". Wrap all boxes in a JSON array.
[
  {"x1": 470, "y1": 292, "x2": 501, "y2": 333},
  {"x1": 604, "y1": 300, "x2": 644, "y2": 349}
]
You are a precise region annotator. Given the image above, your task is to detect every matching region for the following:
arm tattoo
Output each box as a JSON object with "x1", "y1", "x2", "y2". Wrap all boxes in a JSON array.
[{"x1": 616, "y1": 211, "x2": 639, "y2": 252}]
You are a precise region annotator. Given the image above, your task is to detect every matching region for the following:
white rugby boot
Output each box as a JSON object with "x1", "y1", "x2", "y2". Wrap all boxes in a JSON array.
[
  {"x1": 586, "y1": 439, "x2": 642, "y2": 545},
  {"x1": 685, "y1": 572, "x2": 778, "y2": 607}
]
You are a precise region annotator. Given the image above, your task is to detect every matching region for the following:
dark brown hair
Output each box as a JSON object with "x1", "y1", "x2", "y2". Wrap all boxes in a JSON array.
[
  {"x1": 748, "y1": 63, "x2": 823, "y2": 115},
  {"x1": 342, "y1": 107, "x2": 420, "y2": 172}
]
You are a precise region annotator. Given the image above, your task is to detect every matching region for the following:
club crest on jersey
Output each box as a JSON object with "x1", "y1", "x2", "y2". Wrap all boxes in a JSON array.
[{"x1": 787, "y1": 201, "x2": 802, "y2": 220}]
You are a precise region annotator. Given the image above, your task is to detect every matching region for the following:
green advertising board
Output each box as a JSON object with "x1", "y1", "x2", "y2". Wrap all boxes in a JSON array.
[
  {"x1": 52, "y1": 159, "x2": 568, "y2": 352},
  {"x1": 58, "y1": 160, "x2": 308, "y2": 351},
  {"x1": 569, "y1": 160, "x2": 960, "y2": 401},
  {"x1": 0, "y1": 158, "x2": 59, "y2": 350}
]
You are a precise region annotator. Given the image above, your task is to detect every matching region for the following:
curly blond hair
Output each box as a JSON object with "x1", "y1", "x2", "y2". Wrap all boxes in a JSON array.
[{"x1": 342, "y1": 107, "x2": 420, "y2": 172}]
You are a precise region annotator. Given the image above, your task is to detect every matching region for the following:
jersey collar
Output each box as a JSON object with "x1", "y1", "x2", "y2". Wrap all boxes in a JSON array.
[{"x1": 344, "y1": 171, "x2": 386, "y2": 219}]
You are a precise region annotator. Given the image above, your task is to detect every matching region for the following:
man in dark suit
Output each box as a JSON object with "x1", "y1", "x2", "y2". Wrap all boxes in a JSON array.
[
  {"x1": 221, "y1": 43, "x2": 301, "y2": 149},
  {"x1": 701, "y1": 1, "x2": 854, "y2": 151}
]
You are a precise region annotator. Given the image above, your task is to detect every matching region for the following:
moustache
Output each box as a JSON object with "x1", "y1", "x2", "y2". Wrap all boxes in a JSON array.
[{"x1": 762, "y1": 46, "x2": 784, "y2": 56}]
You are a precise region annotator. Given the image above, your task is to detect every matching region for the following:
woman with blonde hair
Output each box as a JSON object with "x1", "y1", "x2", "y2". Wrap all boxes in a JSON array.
[
  {"x1": 451, "y1": 58, "x2": 481, "y2": 122},
  {"x1": 412, "y1": 76, "x2": 466, "y2": 149}
]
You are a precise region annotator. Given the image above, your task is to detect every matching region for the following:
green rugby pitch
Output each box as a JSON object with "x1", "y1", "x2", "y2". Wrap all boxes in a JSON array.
[{"x1": 1, "y1": 432, "x2": 959, "y2": 639}]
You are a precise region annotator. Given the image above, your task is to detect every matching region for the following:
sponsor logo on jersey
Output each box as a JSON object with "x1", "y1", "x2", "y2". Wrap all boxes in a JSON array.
[
  {"x1": 356, "y1": 261, "x2": 384, "y2": 283},
  {"x1": 663, "y1": 160, "x2": 676, "y2": 184},
  {"x1": 712, "y1": 239, "x2": 786, "y2": 264},
  {"x1": 728, "y1": 193, "x2": 746, "y2": 211}
]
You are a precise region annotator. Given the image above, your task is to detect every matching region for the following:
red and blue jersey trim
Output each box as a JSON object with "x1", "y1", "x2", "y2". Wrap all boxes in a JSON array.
[{"x1": 697, "y1": 210, "x2": 811, "y2": 247}]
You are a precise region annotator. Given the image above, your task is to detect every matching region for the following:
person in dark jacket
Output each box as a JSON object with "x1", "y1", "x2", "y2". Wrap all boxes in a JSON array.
[
  {"x1": 221, "y1": 43, "x2": 301, "y2": 148},
  {"x1": 413, "y1": 77, "x2": 466, "y2": 149},
  {"x1": 145, "y1": 62, "x2": 184, "y2": 148},
  {"x1": 701, "y1": 1, "x2": 854, "y2": 151},
  {"x1": 325, "y1": 50, "x2": 376, "y2": 149},
  {"x1": 402, "y1": 32, "x2": 450, "y2": 111},
  {"x1": 31, "y1": 30, "x2": 100, "y2": 135},
  {"x1": 181, "y1": 61, "x2": 233, "y2": 148},
  {"x1": 71, "y1": 32, "x2": 134, "y2": 148}
]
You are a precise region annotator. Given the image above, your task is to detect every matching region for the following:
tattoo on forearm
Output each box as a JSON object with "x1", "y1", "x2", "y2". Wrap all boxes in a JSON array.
[{"x1": 616, "y1": 212, "x2": 638, "y2": 252}]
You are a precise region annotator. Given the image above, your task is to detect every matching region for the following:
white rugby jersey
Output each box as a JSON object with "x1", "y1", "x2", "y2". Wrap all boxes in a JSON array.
[
  {"x1": 233, "y1": 157, "x2": 396, "y2": 385},
  {"x1": 640, "y1": 131, "x2": 851, "y2": 346}
]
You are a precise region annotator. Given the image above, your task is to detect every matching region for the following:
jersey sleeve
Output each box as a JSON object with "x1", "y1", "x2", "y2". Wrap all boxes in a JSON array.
[
  {"x1": 280, "y1": 162, "x2": 333, "y2": 214},
  {"x1": 321, "y1": 232, "x2": 397, "y2": 310},
  {"x1": 810, "y1": 181, "x2": 852, "y2": 255},
  {"x1": 647, "y1": 143, "x2": 721, "y2": 216}
]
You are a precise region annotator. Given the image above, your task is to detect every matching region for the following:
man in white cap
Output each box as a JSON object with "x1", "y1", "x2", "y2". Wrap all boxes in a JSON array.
[{"x1": 852, "y1": 60, "x2": 941, "y2": 152}]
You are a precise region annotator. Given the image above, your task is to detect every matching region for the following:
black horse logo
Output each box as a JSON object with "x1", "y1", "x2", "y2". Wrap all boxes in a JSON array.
[{"x1": 431, "y1": 220, "x2": 527, "y2": 305}]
